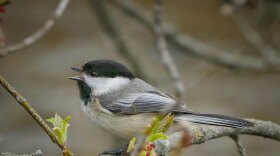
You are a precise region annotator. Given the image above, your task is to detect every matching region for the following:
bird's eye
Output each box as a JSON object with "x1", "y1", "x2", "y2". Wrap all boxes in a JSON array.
[{"x1": 90, "y1": 71, "x2": 98, "y2": 77}]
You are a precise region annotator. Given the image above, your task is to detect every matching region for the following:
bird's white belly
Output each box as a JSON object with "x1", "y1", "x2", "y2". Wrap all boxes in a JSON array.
[{"x1": 81, "y1": 101, "x2": 153, "y2": 140}]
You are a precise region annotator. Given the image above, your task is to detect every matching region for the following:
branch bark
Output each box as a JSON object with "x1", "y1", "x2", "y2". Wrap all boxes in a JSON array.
[
  {"x1": 0, "y1": 150, "x2": 42, "y2": 156},
  {"x1": 0, "y1": 75, "x2": 74, "y2": 156},
  {"x1": 154, "y1": 0, "x2": 185, "y2": 99},
  {"x1": 231, "y1": 12, "x2": 280, "y2": 68},
  {"x1": 154, "y1": 119, "x2": 280, "y2": 155},
  {"x1": 0, "y1": 0, "x2": 70, "y2": 57},
  {"x1": 90, "y1": 0, "x2": 147, "y2": 80},
  {"x1": 230, "y1": 134, "x2": 247, "y2": 156},
  {"x1": 110, "y1": 0, "x2": 279, "y2": 71},
  {"x1": 128, "y1": 0, "x2": 188, "y2": 149}
]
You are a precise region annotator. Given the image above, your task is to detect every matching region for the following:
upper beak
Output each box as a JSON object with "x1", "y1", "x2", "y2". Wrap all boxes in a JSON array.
[
  {"x1": 71, "y1": 67, "x2": 82, "y2": 72},
  {"x1": 69, "y1": 67, "x2": 84, "y2": 81}
]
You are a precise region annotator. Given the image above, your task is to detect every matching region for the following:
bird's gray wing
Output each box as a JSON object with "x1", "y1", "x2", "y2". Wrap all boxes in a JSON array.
[{"x1": 107, "y1": 91, "x2": 179, "y2": 115}]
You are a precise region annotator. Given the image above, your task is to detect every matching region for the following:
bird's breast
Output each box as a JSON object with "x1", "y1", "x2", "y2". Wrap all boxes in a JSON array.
[{"x1": 80, "y1": 98, "x2": 153, "y2": 140}]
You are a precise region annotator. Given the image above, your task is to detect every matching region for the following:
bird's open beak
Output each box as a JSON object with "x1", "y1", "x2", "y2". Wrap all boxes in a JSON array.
[
  {"x1": 68, "y1": 76, "x2": 84, "y2": 81},
  {"x1": 69, "y1": 67, "x2": 84, "y2": 81}
]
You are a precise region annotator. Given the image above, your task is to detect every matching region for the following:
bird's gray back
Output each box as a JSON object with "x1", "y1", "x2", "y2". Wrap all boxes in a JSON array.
[
  {"x1": 96, "y1": 78, "x2": 190, "y2": 114},
  {"x1": 96, "y1": 79, "x2": 156, "y2": 107}
]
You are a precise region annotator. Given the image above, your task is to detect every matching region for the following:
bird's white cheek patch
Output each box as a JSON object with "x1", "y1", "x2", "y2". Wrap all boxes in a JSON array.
[
  {"x1": 83, "y1": 75, "x2": 130, "y2": 96},
  {"x1": 83, "y1": 74, "x2": 98, "y2": 88}
]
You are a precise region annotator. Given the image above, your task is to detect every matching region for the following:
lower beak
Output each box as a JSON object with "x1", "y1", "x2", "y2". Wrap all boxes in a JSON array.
[{"x1": 68, "y1": 76, "x2": 84, "y2": 81}]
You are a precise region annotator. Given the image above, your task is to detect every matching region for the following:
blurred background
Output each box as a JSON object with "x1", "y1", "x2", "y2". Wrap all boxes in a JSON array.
[{"x1": 0, "y1": 0, "x2": 280, "y2": 155}]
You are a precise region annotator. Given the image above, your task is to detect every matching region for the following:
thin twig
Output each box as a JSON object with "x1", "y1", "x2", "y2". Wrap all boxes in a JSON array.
[
  {"x1": 129, "y1": 1, "x2": 185, "y2": 155},
  {"x1": 220, "y1": 0, "x2": 249, "y2": 15},
  {"x1": 154, "y1": 119, "x2": 280, "y2": 154},
  {"x1": 0, "y1": 0, "x2": 71, "y2": 57},
  {"x1": 232, "y1": 12, "x2": 280, "y2": 68},
  {"x1": 110, "y1": 0, "x2": 278, "y2": 71},
  {"x1": 0, "y1": 75, "x2": 74, "y2": 156},
  {"x1": 130, "y1": 0, "x2": 185, "y2": 156},
  {"x1": 230, "y1": 134, "x2": 247, "y2": 156},
  {"x1": 0, "y1": 150, "x2": 43, "y2": 156},
  {"x1": 257, "y1": 0, "x2": 280, "y2": 52},
  {"x1": 90, "y1": 0, "x2": 146, "y2": 80},
  {"x1": 154, "y1": 0, "x2": 185, "y2": 99}
]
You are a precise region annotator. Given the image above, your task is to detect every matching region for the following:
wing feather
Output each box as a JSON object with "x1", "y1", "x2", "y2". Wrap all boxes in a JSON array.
[{"x1": 108, "y1": 92, "x2": 177, "y2": 114}]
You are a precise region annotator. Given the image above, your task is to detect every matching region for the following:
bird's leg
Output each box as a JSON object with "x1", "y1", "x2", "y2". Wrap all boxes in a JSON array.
[{"x1": 99, "y1": 144, "x2": 128, "y2": 156}]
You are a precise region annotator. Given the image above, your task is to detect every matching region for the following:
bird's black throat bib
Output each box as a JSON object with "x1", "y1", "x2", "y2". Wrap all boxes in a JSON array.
[{"x1": 77, "y1": 81, "x2": 92, "y2": 106}]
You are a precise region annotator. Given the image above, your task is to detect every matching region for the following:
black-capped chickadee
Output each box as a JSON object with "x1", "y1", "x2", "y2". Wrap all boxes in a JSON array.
[{"x1": 69, "y1": 60, "x2": 252, "y2": 139}]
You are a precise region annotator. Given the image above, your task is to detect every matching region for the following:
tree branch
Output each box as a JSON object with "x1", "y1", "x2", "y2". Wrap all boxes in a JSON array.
[
  {"x1": 110, "y1": 0, "x2": 279, "y2": 71},
  {"x1": 0, "y1": 0, "x2": 71, "y2": 57},
  {"x1": 231, "y1": 12, "x2": 280, "y2": 68},
  {"x1": 230, "y1": 134, "x2": 247, "y2": 156},
  {"x1": 90, "y1": 0, "x2": 147, "y2": 80},
  {"x1": 154, "y1": 0, "x2": 185, "y2": 99},
  {"x1": 0, "y1": 75, "x2": 74, "y2": 156},
  {"x1": 0, "y1": 150, "x2": 43, "y2": 156},
  {"x1": 154, "y1": 119, "x2": 280, "y2": 155}
]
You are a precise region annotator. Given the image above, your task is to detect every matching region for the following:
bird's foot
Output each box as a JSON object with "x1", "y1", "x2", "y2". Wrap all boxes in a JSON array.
[{"x1": 99, "y1": 148, "x2": 126, "y2": 156}]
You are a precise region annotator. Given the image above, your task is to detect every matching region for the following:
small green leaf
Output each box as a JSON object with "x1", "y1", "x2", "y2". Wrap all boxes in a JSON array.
[
  {"x1": 64, "y1": 116, "x2": 71, "y2": 122},
  {"x1": 46, "y1": 118, "x2": 55, "y2": 124},
  {"x1": 61, "y1": 116, "x2": 71, "y2": 140},
  {"x1": 147, "y1": 132, "x2": 169, "y2": 142},
  {"x1": 151, "y1": 117, "x2": 162, "y2": 134},
  {"x1": 127, "y1": 137, "x2": 136, "y2": 152},
  {"x1": 53, "y1": 127, "x2": 65, "y2": 145},
  {"x1": 151, "y1": 113, "x2": 174, "y2": 134},
  {"x1": 162, "y1": 114, "x2": 174, "y2": 133},
  {"x1": 139, "y1": 150, "x2": 147, "y2": 156},
  {"x1": 46, "y1": 113, "x2": 71, "y2": 145}
]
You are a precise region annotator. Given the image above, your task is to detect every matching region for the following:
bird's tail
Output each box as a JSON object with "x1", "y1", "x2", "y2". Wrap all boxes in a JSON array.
[{"x1": 175, "y1": 113, "x2": 253, "y2": 128}]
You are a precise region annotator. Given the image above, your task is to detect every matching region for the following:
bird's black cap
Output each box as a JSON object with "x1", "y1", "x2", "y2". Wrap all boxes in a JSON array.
[{"x1": 81, "y1": 60, "x2": 135, "y2": 79}]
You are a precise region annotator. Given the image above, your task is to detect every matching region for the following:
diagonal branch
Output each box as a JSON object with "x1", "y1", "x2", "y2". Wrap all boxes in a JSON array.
[
  {"x1": 0, "y1": 0, "x2": 71, "y2": 57},
  {"x1": 154, "y1": 119, "x2": 280, "y2": 155},
  {"x1": 129, "y1": 1, "x2": 185, "y2": 155},
  {"x1": 154, "y1": 0, "x2": 185, "y2": 99},
  {"x1": 90, "y1": 0, "x2": 146, "y2": 80},
  {"x1": 110, "y1": 0, "x2": 278, "y2": 71},
  {"x1": 230, "y1": 134, "x2": 247, "y2": 156},
  {"x1": 231, "y1": 12, "x2": 280, "y2": 68},
  {"x1": 0, "y1": 150, "x2": 43, "y2": 156},
  {"x1": 0, "y1": 75, "x2": 74, "y2": 156}
]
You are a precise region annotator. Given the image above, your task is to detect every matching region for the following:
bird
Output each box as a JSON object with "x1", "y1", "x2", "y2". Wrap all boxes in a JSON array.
[{"x1": 69, "y1": 59, "x2": 253, "y2": 140}]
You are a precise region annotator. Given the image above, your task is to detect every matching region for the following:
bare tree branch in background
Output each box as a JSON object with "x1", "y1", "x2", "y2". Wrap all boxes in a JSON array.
[
  {"x1": 110, "y1": 0, "x2": 280, "y2": 71},
  {"x1": 1, "y1": 1, "x2": 279, "y2": 156},
  {"x1": 154, "y1": 0, "x2": 185, "y2": 99},
  {"x1": 257, "y1": 0, "x2": 280, "y2": 52},
  {"x1": 0, "y1": 19, "x2": 5, "y2": 47},
  {"x1": 154, "y1": 119, "x2": 280, "y2": 155},
  {"x1": 230, "y1": 134, "x2": 247, "y2": 156},
  {"x1": 129, "y1": 1, "x2": 186, "y2": 155},
  {"x1": 102, "y1": 1, "x2": 280, "y2": 155},
  {"x1": 0, "y1": 150, "x2": 43, "y2": 156},
  {"x1": 220, "y1": 0, "x2": 280, "y2": 52},
  {"x1": 219, "y1": 0, "x2": 251, "y2": 15},
  {"x1": 232, "y1": 12, "x2": 280, "y2": 68},
  {"x1": 90, "y1": 0, "x2": 147, "y2": 80},
  {"x1": 0, "y1": 0, "x2": 70, "y2": 57}
]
